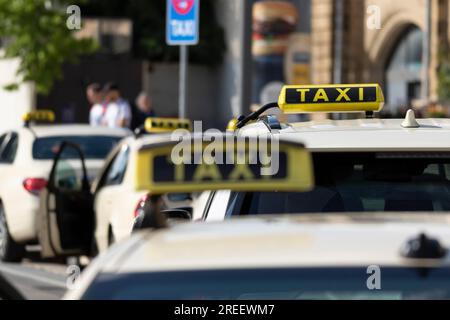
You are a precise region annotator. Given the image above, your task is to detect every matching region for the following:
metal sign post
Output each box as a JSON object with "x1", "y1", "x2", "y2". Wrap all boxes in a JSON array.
[
  {"x1": 179, "y1": 45, "x2": 188, "y2": 119},
  {"x1": 166, "y1": 0, "x2": 200, "y2": 119},
  {"x1": 421, "y1": 0, "x2": 431, "y2": 101}
]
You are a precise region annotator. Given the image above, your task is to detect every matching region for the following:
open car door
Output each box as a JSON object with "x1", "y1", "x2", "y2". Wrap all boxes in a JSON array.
[{"x1": 38, "y1": 141, "x2": 94, "y2": 258}]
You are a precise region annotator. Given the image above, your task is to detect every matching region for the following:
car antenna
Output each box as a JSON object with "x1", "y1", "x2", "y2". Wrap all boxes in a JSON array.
[
  {"x1": 365, "y1": 111, "x2": 374, "y2": 119},
  {"x1": 401, "y1": 232, "x2": 447, "y2": 259},
  {"x1": 400, "y1": 233, "x2": 447, "y2": 278},
  {"x1": 401, "y1": 109, "x2": 420, "y2": 128},
  {"x1": 236, "y1": 102, "x2": 279, "y2": 129}
]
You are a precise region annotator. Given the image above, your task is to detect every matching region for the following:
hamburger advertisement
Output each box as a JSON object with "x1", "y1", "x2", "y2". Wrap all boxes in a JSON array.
[
  {"x1": 252, "y1": 0, "x2": 299, "y2": 56},
  {"x1": 252, "y1": 0, "x2": 300, "y2": 107}
]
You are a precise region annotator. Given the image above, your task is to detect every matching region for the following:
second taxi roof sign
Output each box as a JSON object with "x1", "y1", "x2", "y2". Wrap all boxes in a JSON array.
[{"x1": 134, "y1": 134, "x2": 314, "y2": 194}]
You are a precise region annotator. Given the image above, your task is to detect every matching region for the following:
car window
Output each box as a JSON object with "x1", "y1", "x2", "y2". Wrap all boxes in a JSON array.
[
  {"x1": 81, "y1": 267, "x2": 450, "y2": 300},
  {"x1": 103, "y1": 145, "x2": 130, "y2": 187},
  {"x1": 226, "y1": 152, "x2": 450, "y2": 215},
  {"x1": 0, "y1": 133, "x2": 18, "y2": 164},
  {"x1": 33, "y1": 135, "x2": 121, "y2": 160},
  {"x1": 53, "y1": 144, "x2": 86, "y2": 191}
]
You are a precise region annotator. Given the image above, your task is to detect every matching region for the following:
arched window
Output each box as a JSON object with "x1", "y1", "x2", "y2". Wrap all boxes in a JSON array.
[{"x1": 385, "y1": 26, "x2": 423, "y2": 113}]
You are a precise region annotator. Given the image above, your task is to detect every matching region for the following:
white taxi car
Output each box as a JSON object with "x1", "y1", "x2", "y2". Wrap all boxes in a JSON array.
[
  {"x1": 37, "y1": 118, "x2": 192, "y2": 259},
  {"x1": 66, "y1": 213, "x2": 450, "y2": 300},
  {"x1": 167, "y1": 84, "x2": 450, "y2": 222},
  {"x1": 0, "y1": 111, "x2": 129, "y2": 262}
]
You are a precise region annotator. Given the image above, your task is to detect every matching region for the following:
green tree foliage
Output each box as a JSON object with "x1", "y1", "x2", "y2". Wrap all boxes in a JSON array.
[
  {"x1": 77, "y1": 0, "x2": 226, "y2": 66},
  {"x1": 0, "y1": 0, "x2": 97, "y2": 94}
]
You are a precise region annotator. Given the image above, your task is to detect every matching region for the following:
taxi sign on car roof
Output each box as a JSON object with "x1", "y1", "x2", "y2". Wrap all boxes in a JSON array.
[
  {"x1": 22, "y1": 110, "x2": 55, "y2": 125},
  {"x1": 278, "y1": 84, "x2": 384, "y2": 113},
  {"x1": 144, "y1": 117, "x2": 192, "y2": 133},
  {"x1": 134, "y1": 134, "x2": 314, "y2": 194}
]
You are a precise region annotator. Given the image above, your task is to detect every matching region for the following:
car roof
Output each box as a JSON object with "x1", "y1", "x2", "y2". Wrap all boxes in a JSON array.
[
  {"x1": 98, "y1": 214, "x2": 450, "y2": 273},
  {"x1": 20, "y1": 124, "x2": 131, "y2": 138},
  {"x1": 123, "y1": 117, "x2": 450, "y2": 152},
  {"x1": 130, "y1": 133, "x2": 182, "y2": 150},
  {"x1": 239, "y1": 118, "x2": 450, "y2": 152}
]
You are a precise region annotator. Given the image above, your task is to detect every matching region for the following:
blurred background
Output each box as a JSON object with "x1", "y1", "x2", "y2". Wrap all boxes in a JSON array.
[{"x1": 1, "y1": 0, "x2": 449, "y2": 131}]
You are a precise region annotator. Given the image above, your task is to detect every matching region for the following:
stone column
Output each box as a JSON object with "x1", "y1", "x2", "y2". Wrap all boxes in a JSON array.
[{"x1": 311, "y1": 0, "x2": 334, "y2": 84}]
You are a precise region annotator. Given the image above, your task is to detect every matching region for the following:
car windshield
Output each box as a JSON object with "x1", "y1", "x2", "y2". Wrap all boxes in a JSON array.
[
  {"x1": 226, "y1": 152, "x2": 450, "y2": 215},
  {"x1": 81, "y1": 267, "x2": 450, "y2": 300},
  {"x1": 32, "y1": 136, "x2": 121, "y2": 160}
]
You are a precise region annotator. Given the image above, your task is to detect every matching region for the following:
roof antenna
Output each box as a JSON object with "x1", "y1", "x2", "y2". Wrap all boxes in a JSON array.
[
  {"x1": 365, "y1": 111, "x2": 374, "y2": 119},
  {"x1": 401, "y1": 109, "x2": 420, "y2": 128},
  {"x1": 236, "y1": 102, "x2": 279, "y2": 129},
  {"x1": 400, "y1": 233, "x2": 447, "y2": 259}
]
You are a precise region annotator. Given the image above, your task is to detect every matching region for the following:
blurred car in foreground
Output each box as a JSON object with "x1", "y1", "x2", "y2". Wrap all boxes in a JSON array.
[
  {"x1": 0, "y1": 111, "x2": 129, "y2": 262},
  {"x1": 66, "y1": 213, "x2": 450, "y2": 300}
]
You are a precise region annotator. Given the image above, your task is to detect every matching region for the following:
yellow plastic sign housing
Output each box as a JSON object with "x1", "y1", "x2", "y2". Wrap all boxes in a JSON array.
[
  {"x1": 134, "y1": 135, "x2": 314, "y2": 194},
  {"x1": 278, "y1": 84, "x2": 384, "y2": 113},
  {"x1": 22, "y1": 110, "x2": 55, "y2": 123},
  {"x1": 144, "y1": 117, "x2": 192, "y2": 133}
]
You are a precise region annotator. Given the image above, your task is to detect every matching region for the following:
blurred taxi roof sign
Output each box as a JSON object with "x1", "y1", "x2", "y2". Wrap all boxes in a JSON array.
[
  {"x1": 134, "y1": 134, "x2": 314, "y2": 194},
  {"x1": 278, "y1": 84, "x2": 384, "y2": 113},
  {"x1": 144, "y1": 117, "x2": 192, "y2": 133},
  {"x1": 22, "y1": 110, "x2": 55, "y2": 126}
]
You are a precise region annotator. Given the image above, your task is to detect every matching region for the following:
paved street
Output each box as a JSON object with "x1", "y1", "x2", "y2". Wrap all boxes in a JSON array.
[{"x1": 0, "y1": 255, "x2": 67, "y2": 300}]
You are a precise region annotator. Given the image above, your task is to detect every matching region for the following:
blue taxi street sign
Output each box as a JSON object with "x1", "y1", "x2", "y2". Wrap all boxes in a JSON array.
[{"x1": 166, "y1": 0, "x2": 200, "y2": 45}]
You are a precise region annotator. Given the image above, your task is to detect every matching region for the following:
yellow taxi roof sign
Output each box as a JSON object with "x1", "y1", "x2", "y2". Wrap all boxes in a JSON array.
[
  {"x1": 134, "y1": 134, "x2": 314, "y2": 194},
  {"x1": 144, "y1": 117, "x2": 192, "y2": 133},
  {"x1": 22, "y1": 110, "x2": 55, "y2": 123},
  {"x1": 278, "y1": 84, "x2": 384, "y2": 113}
]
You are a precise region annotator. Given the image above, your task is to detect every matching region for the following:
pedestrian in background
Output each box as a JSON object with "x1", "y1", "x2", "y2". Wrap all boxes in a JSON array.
[
  {"x1": 103, "y1": 82, "x2": 132, "y2": 129},
  {"x1": 86, "y1": 83, "x2": 106, "y2": 126},
  {"x1": 132, "y1": 92, "x2": 156, "y2": 130}
]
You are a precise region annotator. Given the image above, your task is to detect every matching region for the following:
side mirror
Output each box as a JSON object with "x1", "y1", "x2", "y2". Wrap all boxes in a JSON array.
[
  {"x1": 161, "y1": 209, "x2": 192, "y2": 221},
  {"x1": 131, "y1": 197, "x2": 191, "y2": 233}
]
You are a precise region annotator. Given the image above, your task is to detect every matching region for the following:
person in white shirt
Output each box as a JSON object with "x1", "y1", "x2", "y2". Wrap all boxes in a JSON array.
[
  {"x1": 86, "y1": 83, "x2": 106, "y2": 126},
  {"x1": 103, "y1": 83, "x2": 132, "y2": 128}
]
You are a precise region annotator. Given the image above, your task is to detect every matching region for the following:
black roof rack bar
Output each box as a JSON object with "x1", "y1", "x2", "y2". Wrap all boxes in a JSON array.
[{"x1": 236, "y1": 102, "x2": 279, "y2": 129}]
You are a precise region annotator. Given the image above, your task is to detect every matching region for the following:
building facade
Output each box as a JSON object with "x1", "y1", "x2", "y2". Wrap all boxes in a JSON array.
[{"x1": 311, "y1": 0, "x2": 448, "y2": 113}]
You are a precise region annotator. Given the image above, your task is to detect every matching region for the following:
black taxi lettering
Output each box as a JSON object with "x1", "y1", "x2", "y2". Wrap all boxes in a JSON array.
[
  {"x1": 152, "y1": 154, "x2": 287, "y2": 184},
  {"x1": 285, "y1": 86, "x2": 377, "y2": 104}
]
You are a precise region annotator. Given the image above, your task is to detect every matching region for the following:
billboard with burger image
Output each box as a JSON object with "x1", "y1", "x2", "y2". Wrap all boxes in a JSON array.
[
  {"x1": 252, "y1": 1, "x2": 299, "y2": 56},
  {"x1": 252, "y1": 1, "x2": 300, "y2": 108}
]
